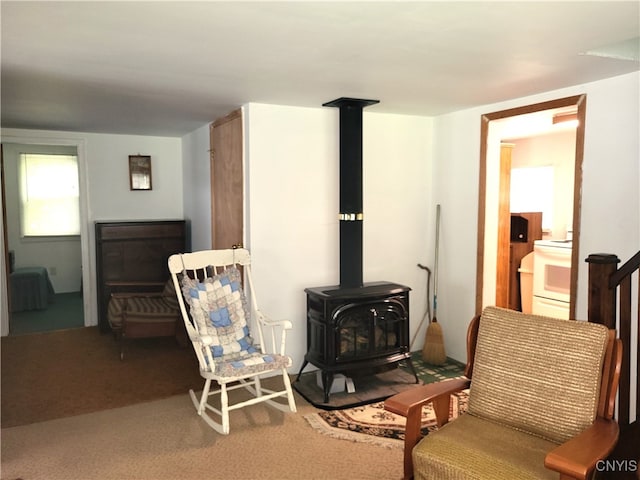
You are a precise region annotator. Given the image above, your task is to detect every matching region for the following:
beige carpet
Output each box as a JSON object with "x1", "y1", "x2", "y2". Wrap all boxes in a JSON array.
[
  {"x1": 304, "y1": 390, "x2": 469, "y2": 449},
  {"x1": 1, "y1": 386, "x2": 404, "y2": 480}
]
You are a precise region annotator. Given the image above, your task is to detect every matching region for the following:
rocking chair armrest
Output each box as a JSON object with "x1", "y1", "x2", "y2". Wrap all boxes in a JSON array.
[
  {"x1": 384, "y1": 377, "x2": 471, "y2": 480},
  {"x1": 544, "y1": 418, "x2": 619, "y2": 480},
  {"x1": 256, "y1": 311, "x2": 293, "y2": 330}
]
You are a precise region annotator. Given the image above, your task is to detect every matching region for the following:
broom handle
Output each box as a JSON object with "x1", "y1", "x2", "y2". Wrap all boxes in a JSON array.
[{"x1": 433, "y1": 204, "x2": 441, "y2": 317}]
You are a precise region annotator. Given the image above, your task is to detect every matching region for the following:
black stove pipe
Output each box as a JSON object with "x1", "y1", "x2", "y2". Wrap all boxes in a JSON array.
[{"x1": 323, "y1": 97, "x2": 379, "y2": 289}]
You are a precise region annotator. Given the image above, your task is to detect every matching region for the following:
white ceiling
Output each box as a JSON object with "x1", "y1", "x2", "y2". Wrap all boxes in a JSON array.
[{"x1": 1, "y1": 1, "x2": 639, "y2": 137}]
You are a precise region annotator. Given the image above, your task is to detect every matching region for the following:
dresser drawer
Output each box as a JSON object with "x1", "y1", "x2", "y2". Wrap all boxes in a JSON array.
[{"x1": 97, "y1": 221, "x2": 184, "y2": 241}]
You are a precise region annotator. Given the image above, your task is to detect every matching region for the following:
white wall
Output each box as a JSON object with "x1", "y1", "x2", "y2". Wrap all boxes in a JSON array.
[
  {"x1": 433, "y1": 72, "x2": 639, "y2": 420},
  {"x1": 242, "y1": 74, "x2": 639, "y2": 381},
  {"x1": 1, "y1": 128, "x2": 183, "y2": 332},
  {"x1": 433, "y1": 71, "x2": 639, "y2": 361},
  {"x1": 244, "y1": 103, "x2": 433, "y2": 372},
  {"x1": 82, "y1": 132, "x2": 183, "y2": 223},
  {"x1": 181, "y1": 124, "x2": 212, "y2": 251}
]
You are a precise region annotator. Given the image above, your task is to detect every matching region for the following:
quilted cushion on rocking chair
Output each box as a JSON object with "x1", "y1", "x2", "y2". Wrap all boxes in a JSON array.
[{"x1": 181, "y1": 266, "x2": 291, "y2": 378}]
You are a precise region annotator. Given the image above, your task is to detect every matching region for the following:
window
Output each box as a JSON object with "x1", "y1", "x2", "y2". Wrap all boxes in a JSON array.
[
  {"x1": 510, "y1": 166, "x2": 554, "y2": 231},
  {"x1": 19, "y1": 153, "x2": 80, "y2": 237}
]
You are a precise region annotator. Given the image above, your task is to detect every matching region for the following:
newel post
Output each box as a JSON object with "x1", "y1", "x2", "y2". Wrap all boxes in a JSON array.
[{"x1": 585, "y1": 254, "x2": 620, "y2": 329}]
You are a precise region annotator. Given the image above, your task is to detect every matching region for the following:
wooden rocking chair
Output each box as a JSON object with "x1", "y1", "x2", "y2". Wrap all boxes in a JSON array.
[{"x1": 168, "y1": 248, "x2": 297, "y2": 434}]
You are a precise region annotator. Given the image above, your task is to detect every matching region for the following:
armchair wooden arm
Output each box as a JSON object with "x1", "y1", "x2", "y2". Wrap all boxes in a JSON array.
[
  {"x1": 384, "y1": 377, "x2": 471, "y2": 480},
  {"x1": 384, "y1": 315, "x2": 479, "y2": 479},
  {"x1": 545, "y1": 418, "x2": 619, "y2": 479}
]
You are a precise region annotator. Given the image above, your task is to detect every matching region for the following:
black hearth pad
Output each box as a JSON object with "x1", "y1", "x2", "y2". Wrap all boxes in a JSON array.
[{"x1": 293, "y1": 367, "x2": 421, "y2": 410}]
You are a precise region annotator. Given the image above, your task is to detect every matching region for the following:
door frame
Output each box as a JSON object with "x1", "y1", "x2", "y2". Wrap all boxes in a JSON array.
[
  {"x1": 1, "y1": 134, "x2": 92, "y2": 335},
  {"x1": 475, "y1": 94, "x2": 586, "y2": 318},
  {"x1": 210, "y1": 109, "x2": 244, "y2": 250}
]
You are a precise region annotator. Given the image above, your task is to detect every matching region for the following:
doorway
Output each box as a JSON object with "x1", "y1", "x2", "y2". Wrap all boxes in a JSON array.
[
  {"x1": 475, "y1": 95, "x2": 586, "y2": 319},
  {"x1": 1, "y1": 137, "x2": 91, "y2": 337}
]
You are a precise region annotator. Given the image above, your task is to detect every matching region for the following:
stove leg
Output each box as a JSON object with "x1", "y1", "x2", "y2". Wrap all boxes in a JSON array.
[
  {"x1": 321, "y1": 370, "x2": 334, "y2": 403},
  {"x1": 295, "y1": 360, "x2": 309, "y2": 382},
  {"x1": 404, "y1": 357, "x2": 420, "y2": 384}
]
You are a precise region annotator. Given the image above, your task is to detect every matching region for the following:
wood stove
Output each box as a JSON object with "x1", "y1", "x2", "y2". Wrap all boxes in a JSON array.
[
  {"x1": 301, "y1": 282, "x2": 415, "y2": 403},
  {"x1": 296, "y1": 98, "x2": 418, "y2": 403}
]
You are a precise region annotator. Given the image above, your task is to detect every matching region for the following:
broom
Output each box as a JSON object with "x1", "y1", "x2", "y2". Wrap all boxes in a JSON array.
[
  {"x1": 409, "y1": 263, "x2": 431, "y2": 351},
  {"x1": 422, "y1": 204, "x2": 447, "y2": 365}
]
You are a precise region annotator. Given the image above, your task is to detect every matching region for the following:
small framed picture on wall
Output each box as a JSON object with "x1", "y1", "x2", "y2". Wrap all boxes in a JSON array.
[{"x1": 129, "y1": 155, "x2": 152, "y2": 190}]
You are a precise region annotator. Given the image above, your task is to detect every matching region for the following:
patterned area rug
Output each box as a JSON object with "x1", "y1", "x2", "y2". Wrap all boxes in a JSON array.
[{"x1": 304, "y1": 389, "x2": 469, "y2": 449}]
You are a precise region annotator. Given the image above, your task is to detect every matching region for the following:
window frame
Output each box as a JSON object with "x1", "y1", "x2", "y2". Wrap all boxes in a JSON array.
[{"x1": 18, "y1": 152, "x2": 81, "y2": 238}]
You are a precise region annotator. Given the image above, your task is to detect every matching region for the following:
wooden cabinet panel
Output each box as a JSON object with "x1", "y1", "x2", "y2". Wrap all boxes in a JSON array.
[
  {"x1": 95, "y1": 220, "x2": 186, "y2": 332},
  {"x1": 496, "y1": 144, "x2": 513, "y2": 308},
  {"x1": 508, "y1": 212, "x2": 542, "y2": 311}
]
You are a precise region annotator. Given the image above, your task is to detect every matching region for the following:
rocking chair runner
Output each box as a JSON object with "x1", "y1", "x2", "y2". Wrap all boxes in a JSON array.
[{"x1": 168, "y1": 248, "x2": 297, "y2": 434}]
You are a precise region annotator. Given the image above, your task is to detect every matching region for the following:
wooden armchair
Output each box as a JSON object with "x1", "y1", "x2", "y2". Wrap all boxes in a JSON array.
[{"x1": 385, "y1": 306, "x2": 622, "y2": 480}]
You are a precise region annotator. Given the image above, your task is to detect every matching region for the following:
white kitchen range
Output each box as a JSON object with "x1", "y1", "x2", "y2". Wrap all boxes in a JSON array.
[{"x1": 532, "y1": 239, "x2": 572, "y2": 319}]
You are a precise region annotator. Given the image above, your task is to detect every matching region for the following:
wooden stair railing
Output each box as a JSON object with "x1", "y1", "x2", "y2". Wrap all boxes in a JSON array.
[{"x1": 587, "y1": 251, "x2": 640, "y2": 427}]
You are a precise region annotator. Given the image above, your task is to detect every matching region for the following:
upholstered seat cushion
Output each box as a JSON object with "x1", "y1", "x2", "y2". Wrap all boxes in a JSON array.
[
  {"x1": 161, "y1": 277, "x2": 180, "y2": 309},
  {"x1": 413, "y1": 414, "x2": 558, "y2": 480}
]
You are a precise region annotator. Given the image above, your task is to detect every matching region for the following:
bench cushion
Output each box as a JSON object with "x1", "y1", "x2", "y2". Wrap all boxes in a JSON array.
[
  {"x1": 467, "y1": 306, "x2": 609, "y2": 444},
  {"x1": 161, "y1": 278, "x2": 179, "y2": 309},
  {"x1": 108, "y1": 296, "x2": 179, "y2": 328}
]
